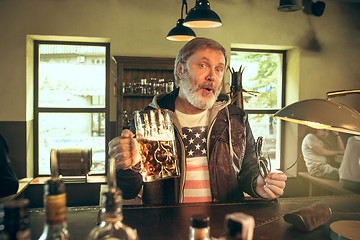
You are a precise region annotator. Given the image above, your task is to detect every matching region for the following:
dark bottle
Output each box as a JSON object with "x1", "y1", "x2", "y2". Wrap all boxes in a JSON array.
[
  {"x1": 189, "y1": 214, "x2": 210, "y2": 240},
  {"x1": 0, "y1": 199, "x2": 31, "y2": 240},
  {"x1": 38, "y1": 178, "x2": 71, "y2": 240}
]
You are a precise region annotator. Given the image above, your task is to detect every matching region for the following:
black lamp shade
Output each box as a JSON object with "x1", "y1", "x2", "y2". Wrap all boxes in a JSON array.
[
  {"x1": 167, "y1": 19, "x2": 196, "y2": 41},
  {"x1": 274, "y1": 99, "x2": 360, "y2": 135},
  {"x1": 311, "y1": 1, "x2": 326, "y2": 17},
  {"x1": 183, "y1": 0, "x2": 222, "y2": 28},
  {"x1": 278, "y1": 0, "x2": 303, "y2": 12}
]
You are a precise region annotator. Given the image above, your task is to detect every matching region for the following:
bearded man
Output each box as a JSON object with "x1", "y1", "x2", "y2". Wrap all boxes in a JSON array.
[{"x1": 108, "y1": 37, "x2": 287, "y2": 205}]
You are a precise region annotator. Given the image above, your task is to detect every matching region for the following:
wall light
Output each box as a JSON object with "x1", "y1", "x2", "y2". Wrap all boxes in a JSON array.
[{"x1": 183, "y1": 0, "x2": 222, "y2": 28}]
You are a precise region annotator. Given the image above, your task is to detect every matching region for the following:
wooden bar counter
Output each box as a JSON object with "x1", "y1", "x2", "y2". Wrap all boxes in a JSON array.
[{"x1": 29, "y1": 195, "x2": 360, "y2": 240}]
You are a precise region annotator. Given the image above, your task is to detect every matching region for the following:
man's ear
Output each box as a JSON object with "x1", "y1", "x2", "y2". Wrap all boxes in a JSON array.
[{"x1": 176, "y1": 62, "x2": 183, "y2": 79}]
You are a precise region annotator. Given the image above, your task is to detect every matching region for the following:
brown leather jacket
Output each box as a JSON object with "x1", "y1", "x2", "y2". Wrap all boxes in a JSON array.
[{"x1": 116, "y1": 88, "x2": 261, "y2": 205}]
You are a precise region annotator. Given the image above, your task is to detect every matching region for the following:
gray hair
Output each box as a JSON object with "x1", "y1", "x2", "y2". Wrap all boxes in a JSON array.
[{"x1": 173, "y1": 37, "x2": 227, "y2": 86}]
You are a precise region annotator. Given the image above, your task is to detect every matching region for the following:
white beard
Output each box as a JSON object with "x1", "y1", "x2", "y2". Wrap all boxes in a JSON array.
[{"x1": 179, "y1": 70, "x2": 222, "y2": 110}]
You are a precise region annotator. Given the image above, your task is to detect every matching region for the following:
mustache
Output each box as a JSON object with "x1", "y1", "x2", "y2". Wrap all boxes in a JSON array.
[{"x1": 197, "y1": 82, "x2": 215, "y2": 91}]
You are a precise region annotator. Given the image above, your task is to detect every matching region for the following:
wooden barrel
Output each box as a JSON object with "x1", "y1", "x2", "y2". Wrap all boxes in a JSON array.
[{"x1": 55, "y1": 148, "x2": 92, "y2": 176}]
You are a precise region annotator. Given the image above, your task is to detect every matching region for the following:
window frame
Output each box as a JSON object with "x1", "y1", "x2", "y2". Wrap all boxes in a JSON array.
[
  {"x1": 230, "y1": 48, "x2": 287, "y2": 169},
  {"x1": 33, "y1": 40, "x2": 110, "y2": 177}
]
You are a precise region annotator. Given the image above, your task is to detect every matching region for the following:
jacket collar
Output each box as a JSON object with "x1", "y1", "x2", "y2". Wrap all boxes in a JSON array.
[{"x1": 148, "y1": 88, "x2": 179, "y2": 111}]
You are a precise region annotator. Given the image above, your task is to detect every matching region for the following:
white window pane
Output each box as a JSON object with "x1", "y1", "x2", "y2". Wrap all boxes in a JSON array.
[
  {"x1": 230, "y1": 52, "x2": 283, "y2": 110},
  {"x1": 38, "y1": 45, "x2": 106, "y2": 108},
  {"x1": 248, "y1": 114, "x2": 280, "y2": 170},
  {"x1": 38, "y1": 113, "x2": 105, "y2": 175}
]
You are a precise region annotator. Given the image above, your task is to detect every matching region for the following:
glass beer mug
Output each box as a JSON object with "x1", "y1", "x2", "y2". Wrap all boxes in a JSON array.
[{"x1": 134, "y1": 109, "x2": 179, "y2": 182}]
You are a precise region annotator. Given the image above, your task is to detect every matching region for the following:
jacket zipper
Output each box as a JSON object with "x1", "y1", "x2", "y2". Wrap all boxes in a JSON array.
[
  {"x1": 175, "y1": 126, "x2": 186, "y2": 203},
  {"x1": 206, "y1": 109, "x2": 224, "y2": 202}
]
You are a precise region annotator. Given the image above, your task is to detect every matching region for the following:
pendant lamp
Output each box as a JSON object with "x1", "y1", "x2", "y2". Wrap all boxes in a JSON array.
[
  {"x1": 274, "y1": 89, "x2": 360, "y2": 135},
  {"x1": 167, "y1": 19, "x2": 196, "y2": 41},
  {"x1": 183, "y1": 0, "x2": 222, "y2": 28},
  {"x1": 278, "y1": 0, "x2": 304, "y2": 12},
  {"x1": 167, "y1": 0, "x2": 197, "y2": 41}
]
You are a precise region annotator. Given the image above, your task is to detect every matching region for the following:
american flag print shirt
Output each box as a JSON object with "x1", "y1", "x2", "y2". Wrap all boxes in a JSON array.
[{"x1": 182, "y1": 126, "x2": 212, "y2": 203}]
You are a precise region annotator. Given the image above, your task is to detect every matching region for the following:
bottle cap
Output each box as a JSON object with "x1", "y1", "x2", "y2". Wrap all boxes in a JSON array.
[
  {"x1": 44, "y1": 179, "x2": 65, "y2": 195},
  {"x1": 190, "y1": 214, "x2": 210, "y2": 228},
  {"x1": 225, "y1": 212, "x2": 255, "y2": 240},
  {"x1": 226, "y1": 217, "x2": 243, "y2": 237}
]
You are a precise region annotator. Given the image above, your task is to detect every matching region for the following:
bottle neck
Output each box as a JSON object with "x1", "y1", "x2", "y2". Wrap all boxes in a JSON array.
[
  {"x1": 189, "y1": 226, "x2": 210, "y2": 240},
  {"x1": 99, "y1": 189, "x2": 123, "y2": 223},
  {"x1": 189, "y1": 214, "x2": 210, "y2": 240},
  {"x1": 43, "y1": 221, "x2": 69, "y2": 230},
  {"x1": 44, "y1": 193, "x2": 67, "y2": 225},
  {"x1": 99, "y1": 207, "x2": 123, "y2": 224},
  {"x1": 40, "y1": 222, "x2": 71, "y2": 240}
]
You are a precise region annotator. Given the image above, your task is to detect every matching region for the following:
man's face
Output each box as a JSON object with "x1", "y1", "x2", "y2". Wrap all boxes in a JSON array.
[
  {"x1": 316, "y1": 129, "x2": 329, "y2": 139},
  {"x1": 178, "y1": 48, "x2": 225, "y2": 110}
]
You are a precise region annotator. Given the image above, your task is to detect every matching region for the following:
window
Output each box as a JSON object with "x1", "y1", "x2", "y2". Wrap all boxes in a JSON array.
[
  {"x1": 230, "y1": 49, "x2": 285, "y2": 170},
  {"x1": 34, "y1": 41, "x2": 110, "y2": 176}
]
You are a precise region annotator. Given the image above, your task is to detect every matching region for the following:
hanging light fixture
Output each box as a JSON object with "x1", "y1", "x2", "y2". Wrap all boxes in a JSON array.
[
  {"x1": 311, "y1": 1, "x2": 326, "y2": 17},
  {"x1": 278, "y1": 0, "x2": 304, "y2": 12},
  {"x1": 274, "y1": 89, "x2": 360, "y2": 135},
  {"x1": 167, "y1": 19, "x2": 196, "y2": 41},
  {"x1": 167, "y1": 0, "x2": 196, "y2": 41},
  {"x1": 183, "y1": 0, "x2": 222, "y2": 28}
]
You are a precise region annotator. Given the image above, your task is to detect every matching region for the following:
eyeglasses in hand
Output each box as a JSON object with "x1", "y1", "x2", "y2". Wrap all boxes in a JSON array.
[{"x1": 256, "y1": 136, "x2": 271, "y2": 179}]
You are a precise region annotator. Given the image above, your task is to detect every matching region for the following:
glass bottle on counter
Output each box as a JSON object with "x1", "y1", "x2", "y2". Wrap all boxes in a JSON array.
[
  {"x1": 189, "y1": 214, "x2": 210, "y2": 240},
  {"x1": 87, "y1": 158, "x2": 138, "y2": 240},
  {"x1": 214, "y1": 212, "x2": 254, "y2": 240},
  {"x1": 38, "y1": 149, "x2": 72, "y2": 240},
  {"x1": 0, "y1": 199, "x2": 31, "y2": 240},
  {"x1": 224, "y1": 216, "x2": 243, "y2": 240},
  {"x1": 227, "y1": 212, "x2": 254, "y2": 240}
]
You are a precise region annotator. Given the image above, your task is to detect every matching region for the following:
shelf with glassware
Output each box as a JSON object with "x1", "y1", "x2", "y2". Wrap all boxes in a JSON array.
[
  {"x1": 121, "y1": 77, "x2": 175, "y2": 129},
  {"x1": 114, "y1": 56, "x2": 176, "y2": 133},
  {"x1": 122, "y1": 77, "x2": 175, "y2": 97}
]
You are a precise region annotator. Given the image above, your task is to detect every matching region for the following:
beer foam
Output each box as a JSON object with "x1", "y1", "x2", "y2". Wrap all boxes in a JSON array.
[{"x1": 137, "y1": 133, "x2": 172, "y2": 141}]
